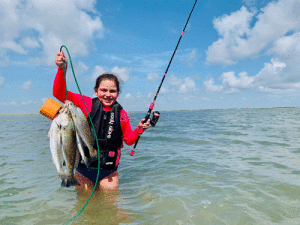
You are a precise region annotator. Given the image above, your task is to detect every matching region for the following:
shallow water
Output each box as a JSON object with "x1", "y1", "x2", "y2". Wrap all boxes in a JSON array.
[{"x1": 1, "y1": 108, "x2": 300, "y2": 224}]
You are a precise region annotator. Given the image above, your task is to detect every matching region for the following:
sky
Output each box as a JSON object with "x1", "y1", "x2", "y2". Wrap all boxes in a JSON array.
[{"x1": 1, "y1": 0, "x2": 300, "y2": 114}]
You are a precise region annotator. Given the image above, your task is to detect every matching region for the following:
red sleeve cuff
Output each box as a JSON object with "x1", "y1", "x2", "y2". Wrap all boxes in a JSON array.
[{"x1": 135, "y1": 126, "x2": 144, "y2": 135}]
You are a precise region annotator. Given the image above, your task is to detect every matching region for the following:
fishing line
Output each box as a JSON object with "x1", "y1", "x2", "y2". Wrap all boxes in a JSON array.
[
  {"x1": 59, "y1": 45, "x2": 101, "y2": 225},
  {"x1": 130, "y1": 0, "x2": 197, "y2": 156},
  {"x1": 61, "y1": 59, "x2": 68, "y2": 100}
]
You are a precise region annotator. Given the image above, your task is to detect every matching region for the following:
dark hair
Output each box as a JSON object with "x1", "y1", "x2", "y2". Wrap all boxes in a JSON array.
[{"x1": 94, "y1": 73, "x2": 122, "y2": 94}]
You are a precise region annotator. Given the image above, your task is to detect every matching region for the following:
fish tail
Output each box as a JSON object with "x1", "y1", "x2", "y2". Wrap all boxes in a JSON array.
[{"x1": 61, "y1": 176, "x2": 80, "y2": 187}]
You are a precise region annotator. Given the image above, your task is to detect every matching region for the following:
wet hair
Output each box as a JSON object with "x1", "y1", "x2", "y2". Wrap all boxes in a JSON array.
[{"x1": 94, "y1": 73, "x2": 122, "y2": 94}]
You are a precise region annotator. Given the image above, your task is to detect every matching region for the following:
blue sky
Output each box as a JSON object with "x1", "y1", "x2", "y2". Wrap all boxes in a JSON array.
[{"x1": 1, "y1": 0, "x2": 300, "y2": 114}]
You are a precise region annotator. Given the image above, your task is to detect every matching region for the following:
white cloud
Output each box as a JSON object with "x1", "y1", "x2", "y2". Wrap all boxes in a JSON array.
[
  {"x1": 159, "y1": 86, "x2": 168, "y2": 94},
  {"x1": 76, "y1": 61, "x2": 89, "y2": 75},
  {"x1": 242, "y1": 0, "x2": 256, "y2": 7},
  {"x1": 147, "y1": 72, "x2": 159, "y2": 81},
  {"x1": 0, "y1": 0, "x2": 103, "y2": 65},
  {"x1": 135, "y1": 56, "x2": 167, "y2": 74},
  {"x1": 91, "y1": 65, "x2": 107, "y2": 81},
  {"x1": 220, "y1": 71, "x2": 255, "y2": 93},
  {"x1": 269, "y1": 32, "x2": 300, "y2": 59},
  {"x1": 168, "y1": 75, "x2": 182, "y2": 87},
  {"x1": 167, "y1": 75, "x2": 197, "y2": 94},
  {"x1": 21, "y1": 80, "x2": 33, "y2": 90},
  {"x1": 90, "y1": 65, "x2": 131, "y2": 83},
  {"x1": 202, "y1": 97, "x2": 211, "y2": 101},
  {"x1": 206, "y1": 6, "x2": 255, "y2": 65},
  {"x1": 147, "y1": 87, "x2": 169, "y2": 97},
  {"x1": 21, "y1": 100, "x2": 38, "y2": 105},
  {"x1": 254, "y1": 58, "x2": 286, "y2": 83},
  {"x1": 181, "y1": 49, "x2": 197, "y2": 67},
  {"x1": 204, "y1": 77, "x2": 223, "y2": 92},
  {"x1": 106, "y1": 54, "x2": 132, "y2": 63},
  {"x1": 206, "y1": 0, "x2": 300, "y2": 65},
  {"x1": 104, "y1": 52, "x2": 172, "y2": 76},
  {"x1": 124, "y1": 93, "x2": 132, "y2": 99},
  {"x1": 0, "y1": 76, "x2": 4, "y2": 88},
  {"x1": 204, "y1": 58, "x2": 294, "y2": 94},
  {"x1": 66, "y1": 62, "x2": 88, "y2": 82},
  {"x1": 178, "y1": 77, "x2": 196, "y2": 94},
  {"x1": 111, "y1": 66, "x2": 131, "y2": 82},
  {"x1": 205, "y1": 0, "x2": 300, "y2": 94},
  {"x1": 1, "y1": 41, "x2": 27, "y2": 54},
  {"x1": 0, "y1": 53, "x2": 9, "y2": 66},
  {"x1": 20, "y1": 37, "x2": 40, "y2": 49}
]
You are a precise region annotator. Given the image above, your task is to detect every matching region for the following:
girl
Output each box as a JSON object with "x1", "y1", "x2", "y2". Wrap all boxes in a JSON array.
[{"x1": 54, "y1": 51, "x2": 150, "y2": 190}]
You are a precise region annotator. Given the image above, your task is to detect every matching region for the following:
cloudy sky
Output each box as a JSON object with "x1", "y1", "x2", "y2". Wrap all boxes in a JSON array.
[{"x1": 1, "y1": 0, "x2": 300, "y2": 114}]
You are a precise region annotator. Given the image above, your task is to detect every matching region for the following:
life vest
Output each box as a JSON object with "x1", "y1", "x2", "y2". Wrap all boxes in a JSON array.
[{"x1": 81, "y1": 98, "x2": 123, "y2": 171}]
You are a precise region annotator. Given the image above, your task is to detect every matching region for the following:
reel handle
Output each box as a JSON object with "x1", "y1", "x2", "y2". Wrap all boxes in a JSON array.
[
  {"x1": 130, "y1": 111, "x2": 160, "y2": 156},
  {"x1": 130, "y1": 111, "x2": 151, "y2": 156}
]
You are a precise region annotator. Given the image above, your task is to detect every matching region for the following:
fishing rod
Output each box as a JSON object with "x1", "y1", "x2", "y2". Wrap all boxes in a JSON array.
[{"x1": 130, "y1": 0, "x2": 197, "y2": 156}]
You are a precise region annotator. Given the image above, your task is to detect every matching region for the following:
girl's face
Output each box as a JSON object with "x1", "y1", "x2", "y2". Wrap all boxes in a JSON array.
[{"x1": 95, "y1": 79, "x2": 119, "y2": 107}]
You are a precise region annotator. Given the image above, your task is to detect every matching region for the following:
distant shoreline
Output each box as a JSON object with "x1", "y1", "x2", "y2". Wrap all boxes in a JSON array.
[
  {"x1": 0, "y1": 107, "x2": 297, "y2": 116},
  {"x1": 0, "y1": 114, "x2": 41, "y2": 116},
  {"x1": 129, "y1": 106, "x2": 296, "y2": 113}
]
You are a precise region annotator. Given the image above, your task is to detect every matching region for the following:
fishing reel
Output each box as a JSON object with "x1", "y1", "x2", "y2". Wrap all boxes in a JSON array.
[{"x1": 150, "y1": 111, "x2": 160, "y2": 127}]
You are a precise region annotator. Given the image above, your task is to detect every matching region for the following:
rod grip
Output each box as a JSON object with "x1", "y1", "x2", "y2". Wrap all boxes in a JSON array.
[
  {"x1": 130, "y1": 136, "x2": 141, "y2": 156},
  {"x1": 130, "y1": 111, "x2": 152, "y2": 156}
]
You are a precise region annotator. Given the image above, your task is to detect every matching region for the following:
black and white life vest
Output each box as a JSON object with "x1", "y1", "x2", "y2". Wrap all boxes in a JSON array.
[{"x1": 81, "y1": 98, "x2": 123, "y2": 171}]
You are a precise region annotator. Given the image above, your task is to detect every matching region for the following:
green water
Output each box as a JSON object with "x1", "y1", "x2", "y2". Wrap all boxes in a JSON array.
[{"x1": 1, "y1": 108, "x2": 300, "y2": 224}]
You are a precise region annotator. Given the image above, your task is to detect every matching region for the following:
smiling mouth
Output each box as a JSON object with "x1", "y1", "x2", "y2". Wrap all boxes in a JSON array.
[{"x1": 103, "y1": 98, "x2": 114, "y2": 104}]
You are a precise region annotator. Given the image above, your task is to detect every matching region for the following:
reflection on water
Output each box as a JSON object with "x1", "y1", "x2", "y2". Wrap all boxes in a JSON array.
[{"x1": 72, "y1": 187, "x2": 132, "y2": 224}]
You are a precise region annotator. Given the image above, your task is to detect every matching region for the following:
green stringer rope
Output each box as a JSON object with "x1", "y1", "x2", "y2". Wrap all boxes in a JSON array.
[{"x1": 60, "y1": 45, "x2": 101, "y2": 225}]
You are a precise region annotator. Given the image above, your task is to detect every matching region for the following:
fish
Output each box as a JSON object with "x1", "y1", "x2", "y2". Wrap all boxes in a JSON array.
[
  {"x1": 48, "y1": 100, "x2": 94, "y2": 187},
  {"x1": 68, "y1": 101, "x2": 98, "y2": 163}
]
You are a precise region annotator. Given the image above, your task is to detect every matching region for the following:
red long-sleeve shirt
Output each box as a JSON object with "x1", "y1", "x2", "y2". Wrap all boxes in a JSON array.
[{"x1": 53, "y1": 68, "x2": 142, "y2": 146}]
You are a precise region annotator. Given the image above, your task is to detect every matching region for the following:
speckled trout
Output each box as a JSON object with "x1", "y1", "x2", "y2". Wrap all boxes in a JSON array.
[
  {"x1": 68, "y1": 101, "x2": 98, "y2": 162},
  {"x1": 48, "y1": 100, "x2": 97, "y2": 187}
]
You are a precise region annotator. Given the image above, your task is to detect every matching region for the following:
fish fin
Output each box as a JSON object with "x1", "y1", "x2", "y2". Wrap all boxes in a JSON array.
[
  {"x1": 84, "y1": 160, "x2": 91, "y2": 168},
  {"x1": 90, "y1": 148, "x2": 98, "y2": 159},
  {"x1": 75, "y1": 131, "x2": 92, "y2": 168},
  {"x1": 74, "y1": 149, "x2": 80, "y2": 169},
  {"x1": 88, "y1": 154, "x2": 98, "y2": 165},
  {"x1": 84, "y1": 148, "x2": 99, "y2": 166}
]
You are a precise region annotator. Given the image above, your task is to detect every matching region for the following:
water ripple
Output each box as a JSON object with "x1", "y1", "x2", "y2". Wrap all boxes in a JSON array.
[{"x1": 1, "y1": 110, "x2": 300, "y2": 224}]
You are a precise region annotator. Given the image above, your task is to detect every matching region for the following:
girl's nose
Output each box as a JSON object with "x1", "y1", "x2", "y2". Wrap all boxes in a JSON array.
[{"x1": 105, "y1": 91, "x2": 112, "y2": 97}]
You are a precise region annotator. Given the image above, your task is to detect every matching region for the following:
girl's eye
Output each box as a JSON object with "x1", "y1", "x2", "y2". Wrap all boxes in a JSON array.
[{"x1": 100, "y1": 88, "x2": 117, "y2": 93}]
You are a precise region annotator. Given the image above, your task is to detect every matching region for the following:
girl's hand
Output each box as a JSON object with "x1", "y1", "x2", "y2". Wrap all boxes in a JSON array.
[
  {"x1": 137, "y1": 118, "x2": 150, "y2": 131},
  {"x1": 55, "y1": 51, "x2": 68, "y2": 70}
]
